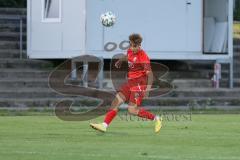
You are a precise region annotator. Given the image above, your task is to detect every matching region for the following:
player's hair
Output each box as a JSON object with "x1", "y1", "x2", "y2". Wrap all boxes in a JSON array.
[{"x1": 129, "y1": 33, "x2": 142, "y2": 47}]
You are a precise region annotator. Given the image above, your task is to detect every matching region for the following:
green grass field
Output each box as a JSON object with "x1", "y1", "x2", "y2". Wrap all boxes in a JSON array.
[{"x1": 0, "y1": 114, "x2": 239, "y2": 160}]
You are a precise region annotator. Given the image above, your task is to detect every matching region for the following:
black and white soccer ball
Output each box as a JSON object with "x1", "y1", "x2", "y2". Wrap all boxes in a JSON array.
[{"x1": 100, "y1": 11, "x2": 116, "y2": 27}]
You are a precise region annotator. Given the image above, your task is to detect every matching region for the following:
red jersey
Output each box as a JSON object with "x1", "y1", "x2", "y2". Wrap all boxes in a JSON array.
[{"x1": 127, "y1": 48, "x2": 151, "y2": 79}]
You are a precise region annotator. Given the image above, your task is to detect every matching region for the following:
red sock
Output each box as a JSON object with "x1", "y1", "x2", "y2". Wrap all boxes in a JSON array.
[
  {"x1": 104, "y1": 110, "x2": 117, "y2": 125},
  {"x1": 138, "y1": 108, "x2": 155, "y2": 121}
]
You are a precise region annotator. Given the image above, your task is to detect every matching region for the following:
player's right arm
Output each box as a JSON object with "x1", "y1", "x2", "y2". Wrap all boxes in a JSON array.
[{"x1": 115, "y1": 53, "x2": 128, "y2": 68}]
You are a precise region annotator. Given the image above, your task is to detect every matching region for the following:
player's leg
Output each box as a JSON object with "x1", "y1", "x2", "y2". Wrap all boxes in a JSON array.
[
  {"x1": 127, "y1": 102, "x2": 156, "y2": 120},
  {"x1": 128, "y1": 85, "x2": 162, "y2": 133},
  {"x1": 90, "y1": 92, "x2": 126, "y2": 132},
  {"x1": 103, "y1": 92, "x2": 126, "y2": 127},
  {"x1": 127, "y1": 102, "x2": 162, "y2": 133}
]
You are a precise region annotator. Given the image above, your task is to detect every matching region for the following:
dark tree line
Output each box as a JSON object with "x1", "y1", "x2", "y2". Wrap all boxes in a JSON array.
[
  {"x1": 0, "y1": 0, "x2": 26, "y2": 8},
  {"x1": 235, "y1": 0, "x2": 240, "y2": 21}
]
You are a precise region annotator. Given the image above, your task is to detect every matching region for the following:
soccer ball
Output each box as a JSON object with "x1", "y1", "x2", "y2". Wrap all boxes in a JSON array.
[{"x1": 100, "y1": 11, "x2": 116, "y2": 27}]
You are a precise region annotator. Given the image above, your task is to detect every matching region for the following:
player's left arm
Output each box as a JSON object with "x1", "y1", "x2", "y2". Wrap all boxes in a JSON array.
[
  {"x1": 146, "y1": 70, "x2": 153, "y2": 91},
  {"x1": 142, "y1": 52, "x2": 153, "y2": 98}
]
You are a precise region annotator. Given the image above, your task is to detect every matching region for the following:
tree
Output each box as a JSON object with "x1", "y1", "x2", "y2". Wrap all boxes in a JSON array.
[
  {"x1": 235, "y1": 0, "x2": 240, "y2": 21},
  {"x1": 0, "y1": 0, "x2": 26, "y2": 8}
]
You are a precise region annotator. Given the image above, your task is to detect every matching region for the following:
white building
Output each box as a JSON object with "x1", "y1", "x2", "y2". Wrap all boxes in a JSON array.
[{"x1": 27, "y1": 0, "x2": 235, "y2": 87}]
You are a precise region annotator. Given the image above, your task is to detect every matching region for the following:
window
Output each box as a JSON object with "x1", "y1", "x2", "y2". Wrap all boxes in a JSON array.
[{"x1": 42, "y1": 0, "x2": 61, "y2": 22}]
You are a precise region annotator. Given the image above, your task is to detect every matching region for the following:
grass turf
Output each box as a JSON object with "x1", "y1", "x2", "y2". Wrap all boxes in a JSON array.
[{"x1": 0, "y1": 114, "x2": 239, "y2": 160}]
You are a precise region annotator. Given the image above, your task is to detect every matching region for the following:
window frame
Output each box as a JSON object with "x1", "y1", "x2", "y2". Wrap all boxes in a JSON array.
[{"x1": 41, "y1": 0, "x2": 62, "y2": 23}]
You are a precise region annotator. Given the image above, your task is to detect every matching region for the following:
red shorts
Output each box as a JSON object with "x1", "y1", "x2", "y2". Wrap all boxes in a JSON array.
[{"x1": 118, "y1": 76, "x2": 147, "y2": 106}]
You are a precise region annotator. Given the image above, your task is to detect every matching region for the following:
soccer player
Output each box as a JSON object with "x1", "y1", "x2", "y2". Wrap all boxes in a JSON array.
[{"x1": 90, "y1": 34, "x2": 162, "y2": 133}]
